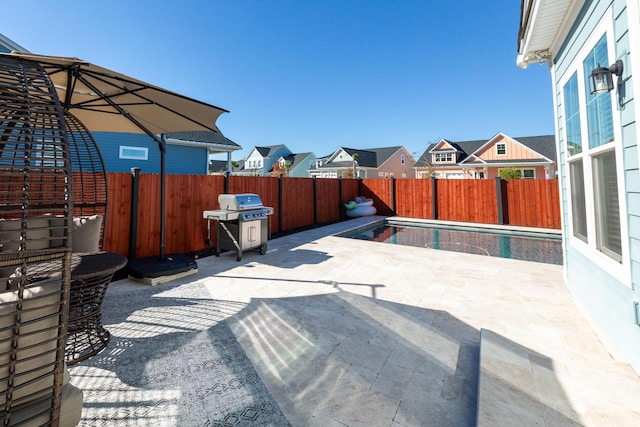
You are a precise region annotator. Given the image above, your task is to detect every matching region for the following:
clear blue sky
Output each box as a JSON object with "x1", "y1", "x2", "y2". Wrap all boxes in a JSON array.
[{"x1": 2, "y1": 0, "x2": 554, "y2": 161}]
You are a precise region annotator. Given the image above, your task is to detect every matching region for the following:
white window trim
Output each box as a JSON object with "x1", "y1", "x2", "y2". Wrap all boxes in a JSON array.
[
  {"x1": 119, "y1": 145, "x2": 148, "y2": 160},
  {"x1": 557, "y1": 8, "x2": 630, "y2": 285},
  {"x1": 496, "y1": 143, "x2": 507, "y2": 156},
  {"x1": 433, "y1": 152, "x2": 454, "y2": 163},
  {"x1": 401, "y1": 154, "x2": 406, "y2": 165}
]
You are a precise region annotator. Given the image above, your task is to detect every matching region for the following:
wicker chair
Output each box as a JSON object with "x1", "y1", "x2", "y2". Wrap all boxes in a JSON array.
[
  {"x1": 0, "y1": 57, "x2": 83, "y2": 426},
  {"x1": 63, "y1": 111, "x2": 123, "y2": 365},
  {"x1": 65, "y1": 111, "x2": 107, "y2": 249}
]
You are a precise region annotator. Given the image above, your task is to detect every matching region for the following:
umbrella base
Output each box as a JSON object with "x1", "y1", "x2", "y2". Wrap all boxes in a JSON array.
[{"x1": 127, "y1": 254, "x2": 197, "y2": 286}]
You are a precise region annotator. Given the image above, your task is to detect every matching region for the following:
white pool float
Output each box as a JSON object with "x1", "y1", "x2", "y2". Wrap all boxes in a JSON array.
[{"x1": 345, "y1": 197, "x2": 377, "y2": 217}]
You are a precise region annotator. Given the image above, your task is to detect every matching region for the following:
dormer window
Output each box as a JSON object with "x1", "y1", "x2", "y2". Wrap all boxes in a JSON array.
[
  {"x1": 496, "y1": 143, "x2": 507, "y2": 155},
  {"x1": 433, "y1": 152, "x2": 454, "y2": 163}
]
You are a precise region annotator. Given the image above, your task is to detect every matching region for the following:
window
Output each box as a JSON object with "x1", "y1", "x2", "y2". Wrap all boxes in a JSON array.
[
  {"x1": 522, "y1": 169, "x2": 535, "y2": 179},
  {"x1": 593, "y1": 150, "x2": 621, "y2": 261},
  {"x1": 498, "y1": 168, "x2": 535, "y2": 179},
  {"x1": 569, "y1": 160, "x2": 588, "y2": 242},
  {"x1": 496, "y1": 143, "x2": 507, "y2": 155},
  {"x1": 120, "y1": 146, "x2": 148, "y2": 160},
  {"x1": 433, "y1": 152, "x2": 453, "y2": 163},
  {"x1": 560, "y1": 18, "x2": 625, "y2": 267},
  {"x1": 401, "y1": 154, "x2": 406, "y2": 164},
  {"x1": 564, "y1": 73, "x2": 582, "y2": 155}
]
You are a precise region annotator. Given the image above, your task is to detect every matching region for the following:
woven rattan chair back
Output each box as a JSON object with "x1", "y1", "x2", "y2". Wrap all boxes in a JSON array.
[
  {"x1": 0, "y1": 56, "x2": 72, "y2": 426},
  {"x1": 65, "y1": 111, "x2": 108, "y2": 250}
]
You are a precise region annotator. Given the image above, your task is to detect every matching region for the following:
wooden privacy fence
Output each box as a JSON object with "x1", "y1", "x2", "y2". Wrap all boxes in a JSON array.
[{"x1": 101, "y1": 173, "x2": 561, "y2": 258}]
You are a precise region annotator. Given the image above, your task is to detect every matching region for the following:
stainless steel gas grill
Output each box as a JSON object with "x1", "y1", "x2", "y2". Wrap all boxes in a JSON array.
[{"x1": 203, "y1": 193, "x2": 274, "y2": 261}]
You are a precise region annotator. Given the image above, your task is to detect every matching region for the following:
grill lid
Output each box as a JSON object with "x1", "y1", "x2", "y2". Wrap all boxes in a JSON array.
[{"x1": 218, "y1": 193, "x2": 264, "y2": 211}]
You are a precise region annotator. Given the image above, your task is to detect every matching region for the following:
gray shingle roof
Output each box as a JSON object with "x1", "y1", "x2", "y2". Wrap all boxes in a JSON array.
[
  {"x1": 164, "y1": 130, "x2": 240, "y2": 149},
  {"x1": 415, "y1": 135, "x2": 556, "y2": 167}
]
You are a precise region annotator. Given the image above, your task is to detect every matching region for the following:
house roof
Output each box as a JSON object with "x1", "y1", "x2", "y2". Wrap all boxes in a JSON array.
[
  {"x1": 512, "y1": 135, "x2": 556, "y2": 161},
  {"x1": 208, "y1": 160, "x2": 227, "y2": 173},
  {"x1": 329, "y1": 146, "x2": 402, "y2": 169},
  {"x1": 414, "y1": 135, "x2": 556, "y2": 167},
  {"x1": 254, "y1": 144, "x2": 288, "y2": 158},
  {"x1": 287, "y1": 152, "x2": 313, "y2": 169},
  {"x1": 165, "y1": 130, "x2": 241, "y2": 152}
]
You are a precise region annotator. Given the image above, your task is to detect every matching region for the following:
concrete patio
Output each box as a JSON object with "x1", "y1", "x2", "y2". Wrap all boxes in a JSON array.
[{"x1": 70, "y1": 216, "x2": 640, "y2": 426}]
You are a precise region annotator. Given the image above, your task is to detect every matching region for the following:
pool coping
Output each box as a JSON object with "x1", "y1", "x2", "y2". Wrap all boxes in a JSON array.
[{"x1": 335, "y1": 216, "x2": 562, "y2": 240}]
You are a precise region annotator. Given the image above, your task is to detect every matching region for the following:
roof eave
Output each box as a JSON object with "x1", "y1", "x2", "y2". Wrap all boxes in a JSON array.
[{"x1": 517, "y1": 0, "x2": 584, "y2": 68}]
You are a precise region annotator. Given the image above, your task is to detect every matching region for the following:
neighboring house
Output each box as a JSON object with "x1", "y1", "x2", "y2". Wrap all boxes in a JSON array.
[
  {"x1": 414, "y1": 133, "x2": 556, "y2": 179},
  {"x1": 238, "y1": 145, "x2": 292, "y2": 176},
  {"x1": 308, "y1": 146, "x2": 415, "y2": 178},
  {"x1": 518, "y1": 0, "x2": 640, "y2": 374},
  {"x1": 92, "y1": 130, "x2": 240, "y2": 174},
  {"x1": 273, "y1": 152, "x2": 317, "y2": 177}
]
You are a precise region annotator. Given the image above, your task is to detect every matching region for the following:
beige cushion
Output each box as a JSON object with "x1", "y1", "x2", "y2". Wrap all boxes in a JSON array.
[
  {"x1": 0, "y1": 217, "x2": 51, "y2": 252},
  {"x1": 5, "y1": 383, "x2": 83, "y2": 427},
  {"x1": 48, "y1": 215, "x2": 67, "y2": 248},
  {"x1": 72, "y1": 215, "x2": 103, "y2": 253},
  {"x1": 0, "y1": 279, "x2": 61, "y2": 408}
]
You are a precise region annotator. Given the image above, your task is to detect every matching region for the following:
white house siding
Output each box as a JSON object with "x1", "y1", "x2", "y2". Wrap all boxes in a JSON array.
[{"x1": 553, "y1": 0, "x2": 640, "y2": 372}]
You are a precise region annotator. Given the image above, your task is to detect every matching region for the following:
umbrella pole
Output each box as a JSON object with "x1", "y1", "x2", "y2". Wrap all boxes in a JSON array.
[{"x1": 160, "y1": 134, "x2": 167, "y2": 261}]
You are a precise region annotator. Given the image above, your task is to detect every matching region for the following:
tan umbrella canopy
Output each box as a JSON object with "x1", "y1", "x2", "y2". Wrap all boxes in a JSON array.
[
  {"x1": 0, "y1": 51, "x2": 228, "y2": 137},
  {"x1": 0, "y1": 51, "x2": 229, "y2": 264}
]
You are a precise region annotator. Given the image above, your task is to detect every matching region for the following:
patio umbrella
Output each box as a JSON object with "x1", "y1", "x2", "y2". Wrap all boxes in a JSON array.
[{"x1": 0, "y1": 51, "x2": 229, "y2": 267}]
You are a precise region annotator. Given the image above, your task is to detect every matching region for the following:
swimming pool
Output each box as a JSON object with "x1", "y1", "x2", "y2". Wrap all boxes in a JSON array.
[{"x1": 338, "y1": 220, "x2": 563, "y2": 265}]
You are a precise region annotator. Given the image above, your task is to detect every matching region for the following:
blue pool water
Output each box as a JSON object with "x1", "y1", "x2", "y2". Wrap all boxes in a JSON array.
[{"x1": 339, "y1": 221, "x2": 563, "y2": 265}]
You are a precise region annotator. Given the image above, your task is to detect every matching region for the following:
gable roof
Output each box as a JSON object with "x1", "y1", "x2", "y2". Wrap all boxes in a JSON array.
[
  {"x1": 512, "y1": 135, "x2": 556, "y2": 161},
  {"x1": 415, "y1": 134, "x2": 556, "y2": 167},
  {"x1": 330, "y1": 146, "x2": 403, "y2": 168},
  {"x1": 253, "y1": 144, "x2": 288, "y2": 158}
]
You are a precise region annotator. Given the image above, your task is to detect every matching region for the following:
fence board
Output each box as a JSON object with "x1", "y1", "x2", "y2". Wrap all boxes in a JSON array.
[
  {"x1": 437, "y1": 179, "x2": 497, "y2": 224},
  {"x1": 361, "y1": 179, "x2": 393, "y2": 215},
  {"x1": 341, "y1": 179, "x2": 359, "y2": 211},
  {"x1": 104, "y1": 173, "x2": 132, "y2": 255},
  {"x1": 316, "y1": 178, "x2": 342, "y2": 223},
  {"x1": 280, "y1": 177, "x2": 315, "y2": 230},
  {"x1": 505, "y1": 179, "x2": 560, "y2": 228},
  {"x1": 395, "y1": 179, "x2": 432, "y2": 218}
]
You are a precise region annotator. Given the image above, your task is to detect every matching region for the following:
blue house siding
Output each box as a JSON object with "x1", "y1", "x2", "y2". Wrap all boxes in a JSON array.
[
  {"x1": 93, "y1": 132, "x2": 208, "y2": 174},
  {"x1": 553, "y1": 0, "x2": 640, "y2": 372}
]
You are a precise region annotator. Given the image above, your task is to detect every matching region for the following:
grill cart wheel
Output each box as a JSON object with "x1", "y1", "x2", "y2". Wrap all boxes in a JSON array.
[
  {"x1": 260, "y1": 244, "x2": 268, "y2": 255},
  {"x1": 236, "y1": 256, "x2": 242, "y2": 262}
]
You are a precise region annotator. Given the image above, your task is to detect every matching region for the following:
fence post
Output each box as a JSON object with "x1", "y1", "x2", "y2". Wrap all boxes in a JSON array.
[
  {"x1": 431, "y1": 177, "x2": 438, "y2": 220},
  {"x1": 278, "y1": 174, "x2": 283, "y2": 233},
  {"x1": 390, "y1": 176, "x2": 396, "y2": 215},
  {"x1": 313, "y1": 177, "x2": 318, "y2": 225},
  {"x1": 339, "y1": 177, "x2": 343, "y2": 219},
  {"x1": 496, "y1": 177, "x2": 505, "y2": 225},
  {"x1": 129, "y1": 167, "x2": 141, "y2": 259},
  {"x1": 224, "y1": 171, "x2": 229, "y2": 194}
]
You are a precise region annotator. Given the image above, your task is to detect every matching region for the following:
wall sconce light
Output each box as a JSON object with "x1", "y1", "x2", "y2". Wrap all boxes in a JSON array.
[{"x1": 590, "y1": 59, "x2": 623, "y2": 94}]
